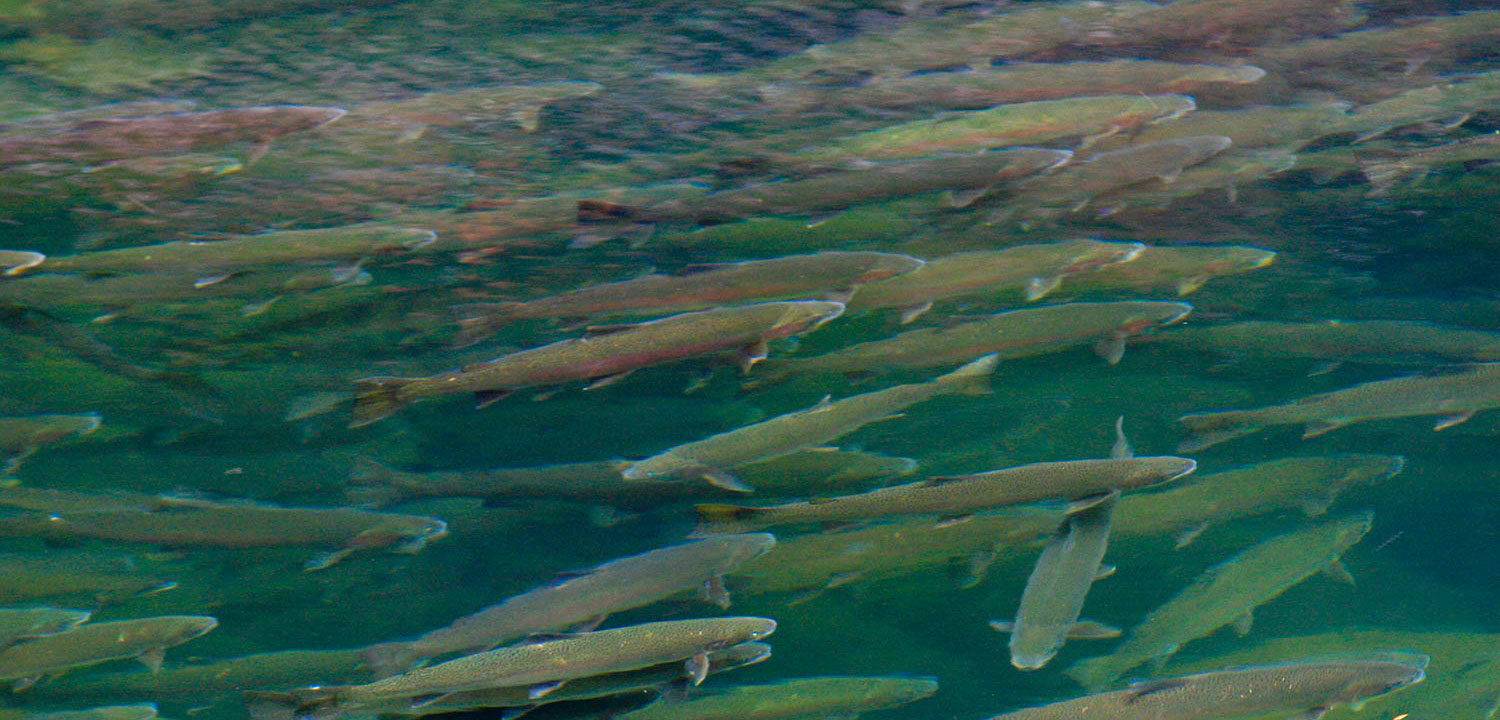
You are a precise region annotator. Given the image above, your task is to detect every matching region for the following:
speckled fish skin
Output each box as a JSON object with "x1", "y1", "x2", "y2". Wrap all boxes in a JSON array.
[
  {"x1": 623, "y1": 355, "x2": 995, "y2": 486},
  {"x1": 0, "y1": 615, "x2": 218, "y2": 685},
  {"x1": 1005, "y1": 497, "x2": 1117, "y2": 671},
  {"x1": 454, "y1": 251, "x2": 923, "y2": 342},
  {"x1": 266, "y1": 618, "x2": 776, "y2": 718},
  {"x1": 1066, "y1": 513, "x2": 1373, "y2": 691},
  {"x1": 351, "y1": 301, "x2": 845, "y2": 427},
  {"x1": 693, "y1": 457, "x2": 1194, "y2": 534},
  {"x1": 615, "y1": 675, "x2": 939, "y2": 720},
  {"x1": 757, "y1": 301, "x2": 1191, "y2": 382},
  {"x1": 844, "y1": 240, "x2": 1146, "y2": 315},
  {"x1": 360, "y1": 534, "x2": 775, "y2": 677},
  {"x1": 994, "y1": 654, "x2": 1424, "y2": 719},
  {"x1": 1177, "y1": 363, "x2": 1500, "y2": 452},
  {"x1": 1061, "y1": 246, "x2": 1275, "y2": 297}
]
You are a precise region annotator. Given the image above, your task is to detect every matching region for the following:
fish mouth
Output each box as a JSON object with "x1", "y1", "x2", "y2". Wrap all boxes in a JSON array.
[
  {"x1": 1166, "y1": 458, "x2": 1198, "y2": 481},
  {"x1": 1159, "y1": 304, "x2": 1194, "y2": 327}
]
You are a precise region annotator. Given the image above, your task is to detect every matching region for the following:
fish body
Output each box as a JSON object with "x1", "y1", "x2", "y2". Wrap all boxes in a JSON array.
[
  {"x1": 1000, "y1": 497, "x2": 1118, "y2": 670},
  {"x1": 455, "y1": 251, "x2": 923, "y2": 343},
  {"x1": 1178, "y1": 362, "x2": 1500, "y2": 451},
  {"x1": 1066, "y1": 513, "x2": 1373, "y2": 691},
  {"x1": 268, "y1": 618, "x2": 776, "y2": 719},
  {"x1": 1001, "y1": 136, "x2": 1232, "y2": 223},
  {"x1": 580, "y1": 149, "x2": 1072, "y2": 226},
  {"x1": 1114, "y1": 455, "x2": 1405, "y2": 544},
  {"x1": 624, "y1": 355, "x2": 995, "y2": 488},
  {"x1": 694, "y1": 456, "x2": 1192, "y2": 534},
  {"x1": 361, "y1": 534, "x2": 775, "y2": 676},
  {"x1": 4, "y1": 226, "x2": 435, "y2": 278},
  {"x1": 0, "y1": 413, "x2": 100, "y2": 475},
  {"x1": 0, "y1": 615, "x2": 217, "y2": 687},
  {"x1": 352, "y1": 301, "x2": 845, "y2": 427},
  {"x1": 0, "y1": 551, "x2": 174, "y2": 605},
  {"x1": 1061, "y1": 245, "x2": 1275, "y2": 297},
  {"x1": 0, "y1": 607, "x2": 92, "y2": 651},
  {"x1": 616, "y1": 675, "x2": 939, "y2": 720},
  {"x1": 759, "y1": 301, "x2": 1191, "y2": 383},
  {"x1": 11, "y1": 705, "x2": 160, "y2": 720},
  {"x1": 1160, "y1": 319, "x2": 1500, "y2": 365},
  {"x1": 799, "y1": 95, "x2": 1194, "y2": 163},
  {"x1": 1091, "y1": 102, "x2": 1353, "y2": 153},
  {"x1": 997, "y1": 653, "x2": 1424, "y2": 719},
  {"x1": 844, "y1": 240, "x2": 1145, "y2": 319},
  {"x1": 31, "y1": 649, "x2": 368, "y2": 706}
]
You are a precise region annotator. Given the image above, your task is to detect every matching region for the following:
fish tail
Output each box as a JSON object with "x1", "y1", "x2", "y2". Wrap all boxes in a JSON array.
[
  {"x1": 934, "y1": 354, "x2": 998, "y2": 395},
  {"x1": 349, "y1": 377, "x2": 414, "y2": 428},
  {"x1": 1175, "y1": 410, "x2": 1262, "y2": 452},
  {"x1": 1064, "y1": 656, "x2": 1117, "y2": 693},
  {"x1": 577, "y1": 199, "x2": 645, "y2": 222},
  {"x1": 692, "y1": 503, "x2": 764, "y2": 535},
  {"x1": 360, "y1": 641, "x2": 420, "y2": 679},
  {"x1": 244, "y1": 688, "x2": 345, "y2": 720},
  {"x1": 450, "y1": 302, "x2": 523, "y2": 348}
]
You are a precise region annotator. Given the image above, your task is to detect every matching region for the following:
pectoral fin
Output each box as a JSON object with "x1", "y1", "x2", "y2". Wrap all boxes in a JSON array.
[
  {"x1": 139, "y1": 647, "x2": 166, "y2": 672},
  {"x1": 684, "y1": 652, "x2": 710, "y2": 686},
  {"x1": 584, "y1": 371, "x2": 633, "y2": 390},
  {"x1": 1094, "y1": 332, "x2": 1127, "y2": 365},
  {"x1": 1066, "y1": 489, "x2": 1120, "y2": 515},
  {"x1": 701, "y1": 575, "x2": 731, "y2": 609},
  {"x1": 738, "y1": 340, "x2": 769, "y2": 374},
  {"x1": 1434, "y1": 410, "x2": 1475, "y2": 430},
  {"x1": 1174, "y1": 523, "x2": 1208, "y2": 549},
  {"x1": 474, "y1": 389, "x2": 514, "y2": 409},
  {"x1": 1301, "y1": 419, "x2": 1347, "y2": 438},
  {"x1": 1094, "y1": 564, "x2": 1117, "y2": 581},
  {"x1": 528, "y1": 681, "x2": 566, "y2": 700},
  {"x1": 702, "y1": 468, "x2": 753, "y2": 493},
  {"x1": 1231, "y1": 611, "x2": 1253, "y2": 636},
  {"x1": 1025, "y1": 275, "x2": 1062, "y2": 301},
  {"x1": 898, "y1": 301, "x2": 934, "y2": 325},
  {"x1": 1321, "y1": 559, "x2": 1356, "y2": 586},
  {"x1": 1069, "y1": 620, "x2": 1122, "y2": 639},
  {"x1": 1174, "y1": 275, "x2": 1210, "y2": 296}
]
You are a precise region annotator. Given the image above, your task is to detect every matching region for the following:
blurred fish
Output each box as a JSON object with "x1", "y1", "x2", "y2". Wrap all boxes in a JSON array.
[
  {"x1": 360, "y1": 534, "x2": 775, "y2": 677},
  {"x1": 623, "y1": 354, "x2": 995, "y2": 491},
  {"x1": 576, "y1": 148, "x2": 1073, "y2": 233},
  {"x1": 330, "y1": 82, "x2": 603, "y2": 139},
  {"x1": 0, "y1": 495, "x2": 449, "y2": 570},
  {"x1": 1086, "y1": 149, "x2": 1297, "y2": 212},
  {"x1": 1060, "y1": 245, "x2": 1275, "y2": 297},
  {"x1": 1066, "y1": 512, "x2": 1373, "y2": 691},
  {"x1": 795, "y1": 95, "x2": 1194, "y2": 164},
  {"x1": 350, "y1": 301, "x2": 845, "y2": 427},
  {"x1": 694, "y1": 456, "x2": 1192, "y2": 534},
  {"x1": 1159, "y1": 319, "x2": 1500, "y2": 368},
  {"x1": 0, "y1": 265, "x2": 372, "y2": 312},
  {"x1": 997, "y1": 653, "x2": 1424, "y2": 719},
  {"x1": 1331, "y1": 70, "x2": 1500, "y2": 143},
  {"x1": 1178, "y1": 363, "x2": 1500, "y2": 451},
  {"x1": 844, "y1": 240, "x2": 1146, "y2": 323},
  {"x1": 453, "y1": 251, "x2": 924, "y2": 345},
  {"x1": 1361, "y1": 134, "x2": 1500, "y2": 195},
  {"x1": 1089, "y1": 103, "x2": 1353, "y2": 153},
  {"x1": 1070, "y1": 0, "x2": 1367, "y2": 56},
  {"x1": 28, "y1": 649, "x2": 369, "y2": 708},
  {"x1": 1115, "y1": 455, "x2": 1405, "y2": 547},
  {"x1": 992, "y1": 496, "x2": 1119, "y2": 671},
  {"x1": 0, "y1": 607, "x2": 92, "y2": 651},
  {"x1": 0, "y1": 551, "x2": 175, "y2": 606},
  {"x1": 0, "y1": 413, "x2": 100, "y2": 476},
  {"x1": 761, "y1": 62, "x2": 1262, "y2": 113},
  {"x1": 616, "y1": 675, "x2": 939, "y2": 720},
  {"x1": 2, "y1": 705, "x2": 160, "y2": 720},
  {"x1": 1253, "y1": 10, "x2": 1500, "y2": 89},
  {"x1": 347, "y1": 449, "x2": 917, "y2": 508},
  {"x1": 0, "y1": 486, "x2": 159, "y2": 512},
  {"x1": 251, "y1": 618, "x2": 776, "y2": 720},
  {"x1": 0, "y1": 105, "x2": 345, "y2": 169},
  {"x1": 755, "y1": 301, "x2": 1191, "y2": 385},
  {"x1": 0, "y1": 615, "x2": 217, "y2": 690},
  {"x1": 0, "y1": 226, "x2": 435, "y2": 278}
]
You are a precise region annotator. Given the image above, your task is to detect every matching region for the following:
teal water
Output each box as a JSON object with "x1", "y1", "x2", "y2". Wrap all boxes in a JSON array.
[{"x1": 1, "y1": 1, "x2": 1500, "y2": 719}]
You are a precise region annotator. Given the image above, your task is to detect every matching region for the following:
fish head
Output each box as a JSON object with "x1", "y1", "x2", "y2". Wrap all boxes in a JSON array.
[
  {"x1": 1133, "y1": 456, "x2": 1198, "y2": 487},
  {"x1": 1202, "y1": 246, "x2": 1277, "y2": 275},
  {"x1": 620, "y1": 455, "x2": 687, "y2": 481},
  {"x1": 1337, "y1": 657, "x2": 1429, "y2": 707},
  {"x1": 393, "y1": 518, "x2": 450, "y2": 553},
  {"x1": 1119, "y1": 302, "x2": 1194, "y2": 335},
  {"x1": 710, "y1": 617, "x2": 778, "y2": 646},
  {"x1": 713, "y1": 532, "x2": 778, "y2": 566},
  {"x1": 768, "y1": 301, "x2": 845, "y2": 339},
  {"x1": 1333, "y1": 511, "x2": 1376, "y2": 546},
  {"x1": 1142, "y1": 94, "x2": 1198, "y2": 124},
  {"x1": 855, "y1": 253, "x2": 926, "y2": 283},
  {"x1": 159, "y1": 615, "x2": 220, "y2": 644}
]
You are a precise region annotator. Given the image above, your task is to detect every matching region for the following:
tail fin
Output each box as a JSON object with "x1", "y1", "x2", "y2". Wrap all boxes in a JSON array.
[
  {"x1": 349, "y1": 377, "x2": 414, "y2": 428},
  {"x1": 244, "y1": 688, "x2": 345, "y2": 720},
  {"x1": 450, "y1": 302, "x2": 523, "y2": 348},
  {"x1": 1176, "y1": 410, "x2": 1262, "y2": 452},
  {"x1": 692, "y1": 504, "x2": 766, "y2": 535},
  {"x1": 934, "y1": 354, "x2": 998, "y2": 395},
  {"x1": 361, "y1": 641, "x2": 420, "y2": 680},
  {"x1": 1063, "y1": 656, "x2": 1117, "y2": 693}
]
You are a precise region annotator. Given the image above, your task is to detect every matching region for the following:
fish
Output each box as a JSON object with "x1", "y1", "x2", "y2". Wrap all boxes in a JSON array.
[
  {"x1": 347, "y1": 449, "x2": 916, "y2": 508},
  {"x1": 0, "y1": 615, "x2": 217, "y2": 690},
  {"x1": 1114, "y1": 455, "x2": 1406, "y2": 547},
  {"x1": 0, "y1": 551, "x2": 176, "y2": 606},
  {"x1": 623, "y1": 354, "x2": 995, "y2": 491},
  {"x1": 1057, "y1": 245, "x2": 1275, "y2": 297},
  {"x1": 0, "y1": 226, "x2": 436, "y2": 278},
  {"x1": 794, "y1": 95, "x2": 1195, "y2": 164},
  {"x1": 578, "y1": 148, "x2": 1073, "y2": 232},
  {"x1": 761, "y1": 62, "x2": 1263, "y2": 113},
  {"x1": 252, "y1": 618, "x2": 776, "y2": 720},
  {"x1": 1065, "y1": 512, "x2": 1373, "y2": 691},
  {"x1": 991, "y1": 495, "x2": 1120, "y2": 671},
  {"x1": 0, "y1": 413, "x2": 100, "y2": 476},
  {"x1": 5, "y1": 705, "x2": 161, "y2": 720},
  {"x1": 693, "y1": 456, "x2": 1194, "y2": 534},
  {"x1": 615, "y1": 675, "x2": 939, "y2": 720},
  {"x1": 360, "y1": 534, "x2": 776, "y2": 677},
  {"x1": 350, "y1": 300, "x2": 845, "y2": 427},
  {"x1": 1177, "y1": 363, "x2": 1500, "y2": 452},
  {"x1": 0, "y1": 105, "x2": 346, "y2": 169},
  {"x1": 453, "y1": 251, "x2": 924, "y2": 345},
  {"x1": 0, "y1": 495, "x2": 449, "y2": 571},
  {"x1": 1070, "y1": 0, "x2": 1367, "y2": 55},
  {"x1": 753, "y1": 301, "x2": 1191, "y2": 385},
  {"x1": 1157, "y1": 319, "x2": 1500, "y2": 367},
  {"x1": 843, "y1": 240, "x2": 1146, "y2": 323},
  {"x1": 1361, "y1": 134, "x2": 1500, "y2": 195},
  {"x1": 0, "y1": 607, "x2": 92, "y2": 651},
  {"x1": 28, "y1": 649, "x2": 370, "y2": 707},
  {"x1": 1087, "y1": 103, "x2": 1354, "y2": 154},
  {"x1": 995, "y1": 653, "x2": 1424, "y2": 719},
  {"x1": 326, "y1": 81, "x2": 603, "y2": 138}
]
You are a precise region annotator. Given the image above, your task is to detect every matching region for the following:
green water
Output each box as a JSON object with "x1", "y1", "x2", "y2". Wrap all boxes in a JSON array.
[{"x1": 1, "y1": 0, "x2": 1500, "y2": 719}]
